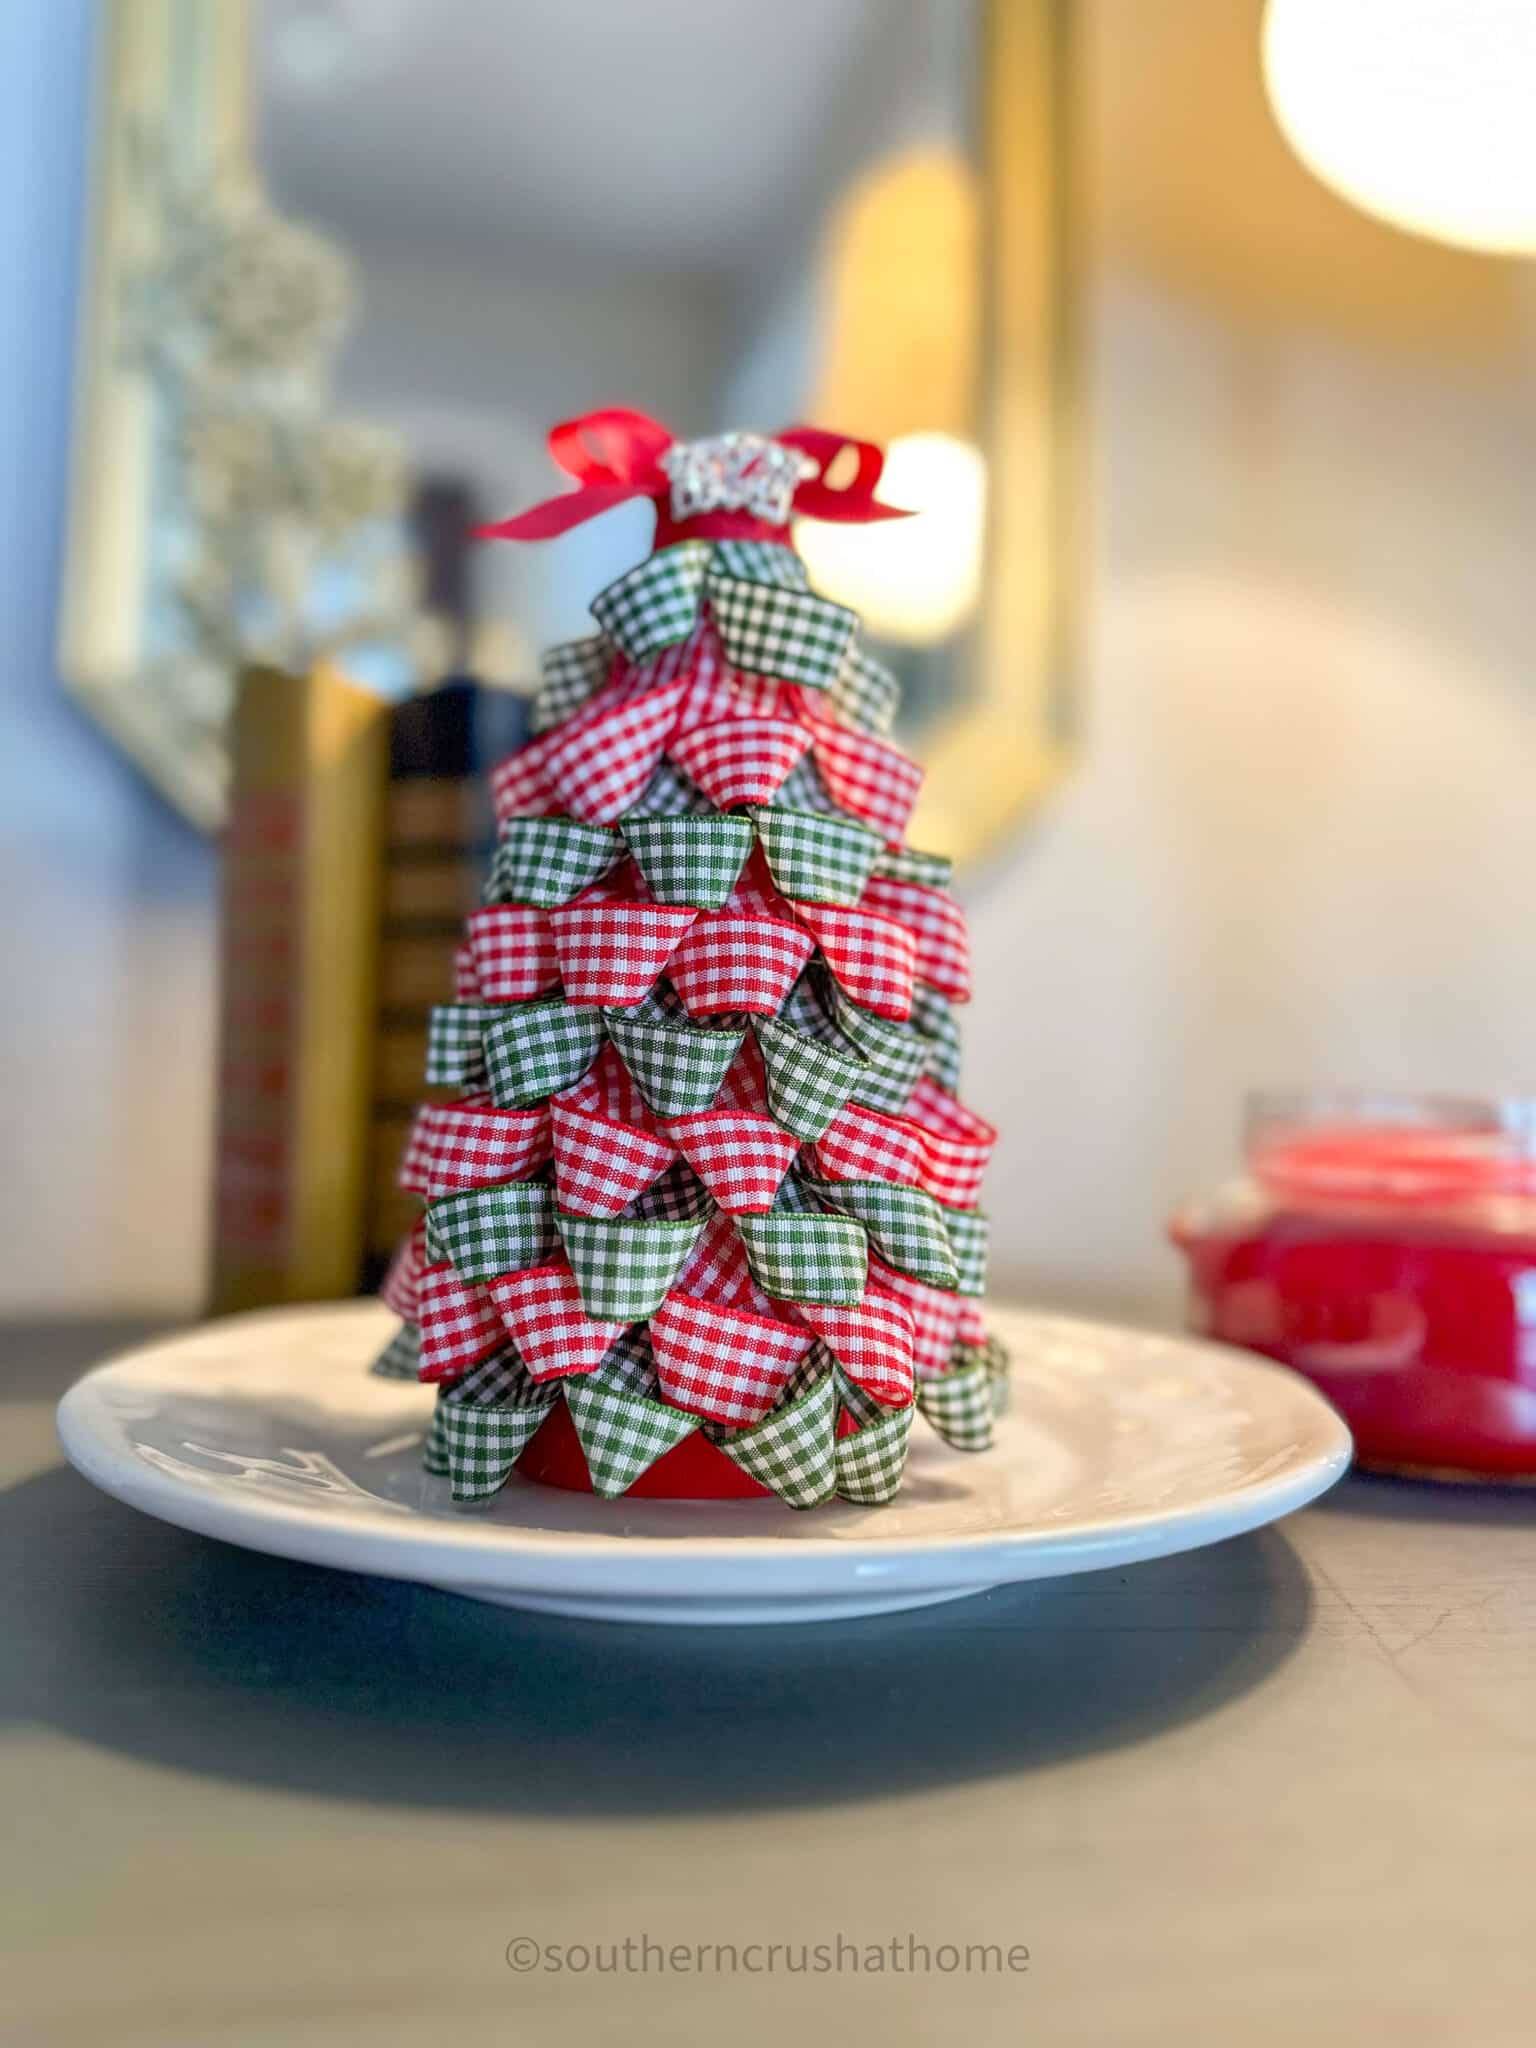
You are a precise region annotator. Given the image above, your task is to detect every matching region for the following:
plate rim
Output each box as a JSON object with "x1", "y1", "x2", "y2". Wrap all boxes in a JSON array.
[{"x1": 53, "y1": 1304, "x2": 1352, "y2": 1599}]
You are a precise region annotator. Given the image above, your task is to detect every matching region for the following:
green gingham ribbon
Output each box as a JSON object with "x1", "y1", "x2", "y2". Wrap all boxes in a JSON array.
[
  {"x1": 425, "y1": 1004, "x2": 489, "y2": 1087},
  {"x1": 627, "y1": 1161, "x2": 714, "y2": 1222},
  {"x1": 828, "y1": 983, "x2": 929, "y2": 1114},
  {"x1": 423, "y1": 1396, "x2": 451, "y2": 1474},
  {"x1": 736, "y1": 1209, "x2": 868, "y2": 1305},
  {"x1": 440, "y1": 1385, "x2": 560, "y2": 1502},
  {"x1": 556, "y1": 1210, "x2": 707, "y2": 1319},
  {"x1": 486, "y1": 817, "x2": 619, "y2": 909},
  {"x1": 713, "y1": 1368, "x2": 839, "y2": 1509},
  {"x1": 908, "y1": 982, "x2": 963, "y2": 1093},
  {"x1": 752, "y1": 1014, "x2": 865, "y2": 1142},
  {"x1": 425, "y1": 1182, "x2": 559, "y2": 1283},
  {"x1": 806, "y1": 1179, "x2": 958, "y2": 1289},
  {"x1": 532, "y1": 634, "x2": 612, "y2": 733},
  {"x1": 836, "y1": 1397, "x2": 914, "y2": 1505},
  {"x1": 562, "y1": 1376, "x2": 697, "y2": 1497},
  {"x1": 619, "y1": 812, "x2": 754, "y2": 908},
  {"x1": 942, "y1": 1207, "x2": 990, "y2": 1296},
  {"x1": 709, "y1": 539, "x2": 809, "y2": 590},
  {"x1": 483, "y1": 997, "x2": 605, "y2": 1107},
  {"x1": 590, "y1": 541, "x2": 712, "y2": 661},
  {"x1": 752, "y1": 806, "x2": 882, "y2": 905},
  {"x1": 874, "y1": 844, "x2": 954, "y2": 890},
  {"x1": 916, "y1": 1359, "x2": 994, "y2": 1452},
  {"x1": 370, "y1": 1321, "x2": 421, "y2": 1380},
  {"x1": 709, "y1": 575, "x2": 857, "y2": 692},
  {"x1": 604, "y1": 1009, "x2": 745, "y2": 1117},
  {"x1": 630, "y1": 756, "x2": 711, "y2": 818},
  {"x1": 953, "y1": 1333, "x2": 1012, "y2": 1416},
  {"x1": 588, "y1": 1325, "x2": 662, "y2": 1398},
  {"x1": 830, "y1": 644, "x2": 900, "y2": 736},
  {"x1": 774, "y1": 752, "x2": 839, "y2": 815}
]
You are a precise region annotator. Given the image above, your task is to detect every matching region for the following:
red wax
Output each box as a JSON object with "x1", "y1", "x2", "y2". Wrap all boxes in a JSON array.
[{"x1": 1174, "y1": 1124, "x2": 1536, "y2": 1477}]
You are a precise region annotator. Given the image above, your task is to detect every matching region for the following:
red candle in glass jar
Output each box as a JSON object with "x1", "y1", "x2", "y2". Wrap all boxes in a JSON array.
[{"x1": 1171, "y1": 1092, "x2": 1536, "y2": 1478}]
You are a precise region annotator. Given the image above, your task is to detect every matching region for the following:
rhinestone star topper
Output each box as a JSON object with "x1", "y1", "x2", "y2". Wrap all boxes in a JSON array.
[{"x1": 660, "y1": 431, "x2": 819, "y2": 528}]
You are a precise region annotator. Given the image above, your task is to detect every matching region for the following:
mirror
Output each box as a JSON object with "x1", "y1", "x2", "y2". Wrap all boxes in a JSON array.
[{"x1": 61, "y1": 0, "x2": 1076, "y2": 863}]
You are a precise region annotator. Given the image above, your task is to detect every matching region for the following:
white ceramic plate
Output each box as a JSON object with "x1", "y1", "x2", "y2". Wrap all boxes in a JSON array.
[{"x1": 55, "y1": 1302, "x2": 1350, "y2": 1626}]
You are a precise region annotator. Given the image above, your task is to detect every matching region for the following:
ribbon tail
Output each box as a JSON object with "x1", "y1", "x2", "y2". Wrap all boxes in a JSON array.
[
  {"x1": 474, "y1": 480, "x2": 653, "y2": 542},
  {"x1": 781, "y1": 425, "x2": 916, "y2": 524}
]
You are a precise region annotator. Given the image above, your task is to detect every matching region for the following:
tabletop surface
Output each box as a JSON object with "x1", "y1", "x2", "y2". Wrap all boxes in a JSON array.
[{"x1": 5, "y1": 1320, "x2": 1534, "y2": 2048}]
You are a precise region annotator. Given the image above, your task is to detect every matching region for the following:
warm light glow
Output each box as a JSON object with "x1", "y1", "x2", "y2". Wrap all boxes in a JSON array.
[
  {"x1": 796, "y1": 433, "x2": 985, "y2": 648},
  {"x1": 1263, "y1": 0, "x2": 1536, "y2": 254}
]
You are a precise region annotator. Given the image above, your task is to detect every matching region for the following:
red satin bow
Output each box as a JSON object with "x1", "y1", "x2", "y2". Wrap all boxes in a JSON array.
[{"x1": 475, "y1": 407, "x2": 912, "y2": 543}]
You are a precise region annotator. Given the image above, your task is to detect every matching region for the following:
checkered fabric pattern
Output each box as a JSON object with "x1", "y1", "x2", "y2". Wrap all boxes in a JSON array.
[
  {"x1": 424, "y1": 1004, "x2": 489, "y2": 1088},
  {"x1": 908, "y1": 982, "x2": 963, "y2": 1092},
  {"x1": 629, "y1": 756, "x2": 711, "y2": 818},
  {"x1": 916, "y1": 1358, "x2": 994, "y2": 1452},
  {"x1": 555, "y1": 1210, "x2": 706, "y2": 1320},
  {"x1": 453, "y1": 942, "x2": 481, "y2": 1000},
  {"x1": 867, "y1": 1255, "x2": 964, "y2": 1379},
  {"x1": 487, "y1": 733, "x2": 560, "y2": 821},
  {"x1": 712, "y1": 1369, "x2": 839, "y2": 1509},
  {"x1": 663, "y1": 1109, "x2": 799, "y2": 1214},
  {"x1": 752, "y1": 807, "x2": 883, "y2": 905},
  {"x1": 875, "y1": 844, "x2": 953, "y2": 890},
  {"x1": 808, "y1": 1178, "x2": 959, "y2": 1288},
  {"x1": 736, "y1": 1209, "x2": 869, "y2": 1304},
  {"x1": 488, "y1": 1261, "x2": 629, "y2": 1380},
  {"x1": 808, "y1": 720, "x2": 924, "y2": 845},
  {"x1": 465, "y1": 906, "x2": 560, "y2": 1002},
  {"x1": 440, "y1": 1378, "x2": 560, "y2": 1503},
  {"x1": 795, "y1": 902, "x2": 917, "y2": 1021},
  {"x1": 590, "y1": 541, "x2": 713, "y2": 661},
  {"x1": 482, "y1": 998, "x2": 605, "y2": 1108},
  {"x1": 625, "y1": 1161, "x2": 712, "y2": 1222},
  {"x1": 562, "y1": 1376, "x2": 698, "y2": 1498},
  {"x1": 667, "y1": 718, "x2": 812, "y2": 810},
  {"x1": 750, "y1": 1014, "x2": 865, "y2": 1141},
  {"x1": 942, "y1": 1205, "x2": 990, "y2": 1296},
  {"x1": 776, "y1": 966, "x2": 844, "y2": 1043},
  {"x1": 814, "y1": 1098, "x2": 927, "y2": 1187},
  {"x1": 425, "y1": 1181, "x2": 559, "y2": 1283},
  {"x1": 370, "y1": 1320, "x2": 421, "y2": 1380},
  {"x1": 589, "y1": 1325, "x2": 662, "y2": 1399},
  {"x1": 417, "y1": 1262, "x2": 505, "y2": 1383},
  {"x1": 831, "y1": 1358, "x2": 887, "y2": 1431},
  {"x1": 710, "y1": 538, "x2": 809, "y2": 589},
  {"x1": 422, "y1": 1395, "x2": 452, "y2": 1474},
  {"x1": 549, "y1": 1097, "x2": 677, "y2": 1217},
  {"x1": 796, "y1": 1291, "x2": 917, "y2": 1408},
  {"x1": 565, "y1": 1039, "x2": 659, "y2": 1126},
  {"x1": 604, "y1": 1009, "x2": 746, "y2": 1117},
  {"x1": 397, "y1": 1101, "x2": 552, "y2": 1197},
  {"x1": 835, "y1": 1398, "x2": 914, "y2": 1505},
  {"x1": 618, "y1": 812, "x2": 754, "y2": 907},
  {"x1": 708, "y1": 576, "x2": 857, "y2": 691},
  {"x1": 541, "y1": 676, "x2": 690, "y2": 822},
  {"x1": 650, "y1": 1291, "x2": 813, "y2": 1428},
  {"x1": 379, "y1": 1215, "x2": 428, "y2": 1319},
  {"x1": 674, "y1": 1208, "x2": 773, "y2": 1313},
  {"x1": 680, "y1": 627, "x2": 786, "y2": 726},
  {"x1": 905, "y1": 1075, "x2": 997, "y2": 1208},
  {"x1": 860, "y1": 876, "x2": 972, "y2": 1003},
  {"x1": 830, "y1": 644, "x2": 900, "y2": 736},
  {"x1": 486, "y1": 818, "x2": 620, "y2": 909},
  {"x1": 829, "y1": 985, "x2": 929, "y2": 1114},
  {"x1": 773, "y1": 752, "x2": 839, "y2": 814},
  {"x1": 533, "y1": 634, "x2": 613, "y2": 734},
  {"x1": 668, "y1": 912, "x2": 814, "y2": 1018},
  {"x1": 549, "y1": 899, "x2": 698, "y2": 1006}
]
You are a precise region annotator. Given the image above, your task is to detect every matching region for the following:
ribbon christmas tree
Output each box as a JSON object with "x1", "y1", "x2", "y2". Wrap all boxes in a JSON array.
[{"x1": 372, "y1": 411, "x2": 1009, "y2": 1509}]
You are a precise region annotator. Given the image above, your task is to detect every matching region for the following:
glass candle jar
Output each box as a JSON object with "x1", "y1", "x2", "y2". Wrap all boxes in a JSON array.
[{"x1": 1171, "y1": 1092, "x2": 1536, "y2": 1478}]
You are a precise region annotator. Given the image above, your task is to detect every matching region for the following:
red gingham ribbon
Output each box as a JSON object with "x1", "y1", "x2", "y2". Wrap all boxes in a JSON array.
[
  {"x1": 651, "y1": 1291, "x2": 813, "y2": 1428},
  {"x1": 417, "y1": 1261, "x2": 505, "y2": 1383},
  {"x1": 794, "y1": 902, "x2": 917, "y2": 1021},
  {"x1": 564, "y1": 1041, "x2": 663, "y2": 1127},
  {"x1": 490, "y1": 675, "x2": 687, "y2": 826},
  {"x1": 379, "y1": 1214, "x2": 429, "y2": 1320},
  {"x1": 813, "y1": 1098, "x2": 928, "y2": 1188},
  {"x1": 664, "y1": 1109, "x2": 801, "y2": 1214},
  {"x1": 489, "y1": 1261, "x2": 628, "y2": 1380},
  {"x1": 956, "y1": 1299, "x2": 989, "y2": 1347},
  {"x1": 682, "y1": 627, "x2": 786, "y2": 724},
  {"x1": 674, "y1": 1208, "x2": 773, "y2": 1312},
  {"x1": 465, "y1": 905, "x2": 560, "y2": 1002},
  {"x1": 549, "y1": 898, "x2": 698, "y2": 1006},
  {"x1": 906, "y1": 1075, "x2": 996, "y2": 1208},
  {"x1": 807, "y1": 718, "x2": 923, "y2": 846},
  {"x1": 667, "y1": 717, "x2": 812, "y2": 809},
  {"x1": 397, "y1": 1100, "x2": 552, "y2": 1197},
  {"x1": 453, "y1": 941, "x2": 481, "y2": 1000},
  {"x1": 667, "y1": 911, "x2": 815, "y2": 1018},
  {"x1": 549, "y1": 1096, "x2": 677, "y2": 1216},
  {"x1": 866, "y1": 1256, "x2": 963, "y2": 1380},
  {"x1": 860, "y1": 875, "x2": 972, "y2": 1003},
  {"x1": 795, "y1": 1290, "x2": 916, "y2": 1408}
]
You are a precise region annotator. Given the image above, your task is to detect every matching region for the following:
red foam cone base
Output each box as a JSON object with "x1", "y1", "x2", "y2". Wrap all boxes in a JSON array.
[{"x1": 514, "y1": 1393, "x2": 773, "y2": 1499}]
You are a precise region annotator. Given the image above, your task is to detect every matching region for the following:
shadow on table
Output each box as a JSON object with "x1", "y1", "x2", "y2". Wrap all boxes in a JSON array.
[
  {"x1": 3, "y1": 1462, "x2": 1313, "y2": 1817},
  {"x1": 1310, "y1": 1467, "x2": 1535, "y2": 1528}
]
